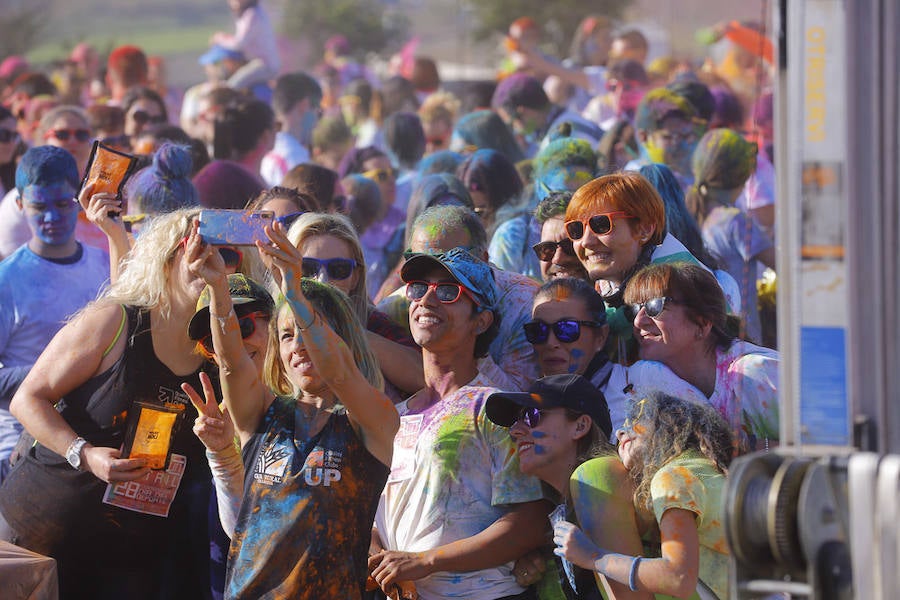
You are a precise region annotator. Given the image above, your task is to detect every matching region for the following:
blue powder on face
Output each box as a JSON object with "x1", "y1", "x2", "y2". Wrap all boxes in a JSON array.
[
  {"x1": 531, "y1": 430, "x2": 546, "y2": 438},
  {"x1": 533, "y1": 444, "x2": 546, "y2": 455}
]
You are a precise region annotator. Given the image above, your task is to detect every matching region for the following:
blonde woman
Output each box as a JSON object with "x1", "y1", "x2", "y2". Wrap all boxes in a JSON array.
[
  {"x1": 187, "y1": 219, "x2": 398, "y2": 598},
  {"x1": 0, "y1": 208, "x2": 216, "y2": 599},
  {"x1": 286, "y1": 212, "x2": 424, "y2": 398}
]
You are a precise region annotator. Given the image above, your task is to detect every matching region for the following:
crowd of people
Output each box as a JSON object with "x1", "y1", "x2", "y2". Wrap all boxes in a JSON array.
[{"x1": 0, "y1": 3, "x2": 779, "y2": 599}]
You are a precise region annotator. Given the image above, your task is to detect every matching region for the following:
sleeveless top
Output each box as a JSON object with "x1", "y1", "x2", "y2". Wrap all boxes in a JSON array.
[
  {"x1": 0, "y1": 306, "x2": 215, "y2": 566},
  {"x1": 225, "y1": 396, "x2": 390, "y2": 600}
]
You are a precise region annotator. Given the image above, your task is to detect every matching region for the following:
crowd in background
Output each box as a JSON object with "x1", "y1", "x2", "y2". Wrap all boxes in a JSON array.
[{"x1": 0, "y1": 2, "x2": 779, "y2": 599}]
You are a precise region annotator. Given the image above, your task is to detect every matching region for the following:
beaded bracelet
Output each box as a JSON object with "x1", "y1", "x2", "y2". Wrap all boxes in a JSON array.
[{"x1": 628, "y1": 556, "x2": 642, "y2": 591}]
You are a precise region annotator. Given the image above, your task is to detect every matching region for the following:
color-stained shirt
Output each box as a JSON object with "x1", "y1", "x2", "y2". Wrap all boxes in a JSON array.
[
  {"x1": 375, "y1": 372, "x2": 544, "y2": 600},
  {"x1": 376, "y1": 267, "x2": 539, "y2": 392},
  {"x1": 227, "y1": 399, "x2": 389, "y2": 599},
  {"x1": 650, "y1": 452, "x2": 729, "y2": 600},
  {"x1": 488, "y1": 213, "x2": 542, "y2": 282},
  {"x1": 621, "y1": 340, "x2": 780, "y2": 445},
  {"x1": 0, "y1": 243, "x2": 109, "y2": 458}
]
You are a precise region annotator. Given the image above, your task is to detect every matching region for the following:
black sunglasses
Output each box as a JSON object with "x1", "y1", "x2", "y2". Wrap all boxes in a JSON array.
[
  {"x1": 132, "y1": 110, "x2": 167, "y2": 126},
  {"x1": 301, "y1": 257, "x2": 357, "y2": 280},
  {"x1": 47, "y1": 128, "x2": 91, "y2": 143},
  {"x1": 0, "y1": 128, "x2": 19, "y2": 143},
  {"x1": 626, "y1": 296, "x2": 680, "y2": 320},
  {"x1": 523, "y1": 318, "x2": 604, "y2": 345},
  {"x1": 512, "y1": 406, "x2": 547, "y2": 429},
  {"x1": 219, "y1": 246, "x2": 243, "y2": 269},
  {"x1": 200, "y1": 310, "x2": 268, "y2": 352},
  {"x1": 100, "y1": 134, "x2": 131, "y2": 147},
  {"x1": 532, "y1": 239, "x2": 575, "y2": 262}
]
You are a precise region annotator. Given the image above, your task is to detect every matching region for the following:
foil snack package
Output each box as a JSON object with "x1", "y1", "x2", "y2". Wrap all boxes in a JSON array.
[{"x1": 121, "y1": 401, "x2": 185, "y2": 470}]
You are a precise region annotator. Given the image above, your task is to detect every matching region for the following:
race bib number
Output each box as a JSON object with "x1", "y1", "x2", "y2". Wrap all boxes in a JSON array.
[
  {"x1": 102, "y1": 453, "x2": 186, "y2": 517},
  {"x1": 388, "y1": 414, "x2": 423, "y2": 483}
]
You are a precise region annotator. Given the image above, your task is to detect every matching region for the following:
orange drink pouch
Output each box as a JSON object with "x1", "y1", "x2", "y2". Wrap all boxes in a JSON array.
[
  {"x1": 78, "y1": 141, "x2": 138, "y2": 213},
  {"x1": 121, "y1": 401, "x2": 185, "y2": 470}
]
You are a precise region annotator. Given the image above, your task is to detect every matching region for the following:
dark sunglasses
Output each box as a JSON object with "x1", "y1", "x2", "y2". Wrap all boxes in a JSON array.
[
  {"x1": 0, "y1": 128, "x2": 19, "y2": 143},
  {"x1": 274, "y1": 211, "x2": 305, "y2": 228},
  {"x1": 512, "y1": 406, "x2": 548, "y2": 429},
  {"x1": 131, "y1": 110, "x2": 167, "y2": 126},
  {"x1": 301, "y1": 257, "x2": 357, "y2": 280},
  {"x1": 532, "y1": 239, "x2": 575, "y2": 262},
  {"x1": 219, "y1": 246, "x2": 243, "y2": 269},
  {"x1": 46, "y1": 128, "x2": 91, "y2": 143},
  {"x1": 523, "y1": 318, "x2": 604, "y2": 345},
  {"x1": 405, "y1": 280, "x2": 473, "y2": 305},
  {"x1": 564, "y1": 212, "x2": 635, "y2": 240},
  {"x1": 199, "y1": 310, "x2": 269, "y2": 352},
  {"x1": 625, "y1": 296, "x2": 680, "y2": 320},
  {"x1": 427, "y1": 138, "x2": 445, "y2": 148}
]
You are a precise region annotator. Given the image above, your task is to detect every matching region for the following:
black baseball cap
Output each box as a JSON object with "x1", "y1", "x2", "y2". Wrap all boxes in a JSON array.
[
  {"x1": 485, "y1": 374, "x2": 612, "y2": 439},
  {"x1": 188, "y1": 273, "x2": 274, "y2": 341}
]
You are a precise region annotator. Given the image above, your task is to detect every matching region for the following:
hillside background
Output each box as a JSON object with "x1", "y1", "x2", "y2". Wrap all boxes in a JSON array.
[{"x1": 20, "y1": 0, "x2": 767, "y2": 87}]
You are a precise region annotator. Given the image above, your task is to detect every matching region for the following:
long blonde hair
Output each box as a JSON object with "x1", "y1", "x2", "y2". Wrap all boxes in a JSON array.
[
  {"x1": 103, "y1": 208, "x2": 200, "y2": 318},
  {"x1": 264, "y1": 279, "x2": 383, "y2": 396},
  {"x1": 286, "y1": 212, "x2": 370, "y2": 323}
]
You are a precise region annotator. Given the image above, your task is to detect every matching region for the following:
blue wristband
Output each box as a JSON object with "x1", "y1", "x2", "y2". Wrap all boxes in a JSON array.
[{"x1": 628, "y1": 556, "x2": 641, "y2": 591}]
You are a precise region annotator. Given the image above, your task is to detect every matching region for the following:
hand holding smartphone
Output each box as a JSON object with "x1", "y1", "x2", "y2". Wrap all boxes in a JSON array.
[{"x1": 198, "y1": 209, "x2": 275, "y2": 246}]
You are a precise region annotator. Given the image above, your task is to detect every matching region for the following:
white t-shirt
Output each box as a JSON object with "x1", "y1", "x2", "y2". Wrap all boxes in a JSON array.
[{"x1": 375, "y1": 371, "x2": 544, "y2": 600}]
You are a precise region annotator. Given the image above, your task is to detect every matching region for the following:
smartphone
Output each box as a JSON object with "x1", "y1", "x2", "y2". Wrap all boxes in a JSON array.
[{"x1": 198, "y1": 209, "x2": 274, "y2": 246}]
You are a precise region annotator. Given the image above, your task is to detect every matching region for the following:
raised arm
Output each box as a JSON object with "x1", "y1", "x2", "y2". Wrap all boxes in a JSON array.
[
  {"x1": 80, "y1": 183, "x2": 132, "y2": 283},
  {"x1": 184, "y1": 221, "x2": 270, "y2": 445},
  {"x1": 10, "y1": 303, "x2": 149, "y2": 483},
  {"x1": 258, "y1": 222, "x2": 399, "y2": 465}
]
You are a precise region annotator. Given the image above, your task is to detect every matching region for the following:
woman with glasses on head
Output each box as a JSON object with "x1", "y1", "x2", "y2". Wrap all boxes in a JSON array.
[
  {"x1": 485, "y1": 374, "x2": 649, "y2": 600},
  {"x1": 0, "y1": 208, "x2": 221, "y2": 599},
  {"x1": 623, "y1": 261, "x2": 779, "y2": 450},
  {"x1": 553, "y1": 392, "x2": 733, "y2": 600},
  {"x1": 286, "y1": 212, "x2": 425, "y2": 400},
  {"x1": 184, "y1": 218, "x2": 398, "y2": 599}
]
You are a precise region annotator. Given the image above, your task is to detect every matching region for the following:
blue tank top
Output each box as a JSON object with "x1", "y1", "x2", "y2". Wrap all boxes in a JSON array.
[{"x1": 226, "y1": 396, "x2": 390, "y2": 599}]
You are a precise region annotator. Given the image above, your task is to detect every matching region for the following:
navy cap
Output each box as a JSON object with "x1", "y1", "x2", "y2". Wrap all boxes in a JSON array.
[{"x1": 485, "y1": 374, "x2": 613, "y2": 439}]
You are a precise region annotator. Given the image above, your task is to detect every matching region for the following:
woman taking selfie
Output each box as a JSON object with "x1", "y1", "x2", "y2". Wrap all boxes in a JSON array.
[{"x1": 186, "y1": 219, "x2": 399, "y2": 598}]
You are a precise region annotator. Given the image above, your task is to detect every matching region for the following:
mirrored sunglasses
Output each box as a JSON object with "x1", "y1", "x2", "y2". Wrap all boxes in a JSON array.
[
  {"x1": 564, "y1": 212, "x2": 635, "y2": 240},
  {"x1": 301, "y1": 257, "x2": 357, "y2": 280},
  {"x1": 532, "y1": 239, "x2": 575, "y2": 262},
  {"x1": 625, "y1": 296, "x2": 680, "y2": 320},
  {"x1": 513, "y1": 406, "x2": 547, "y2": 429},
  {"x1": 523, "y1": 318, "x2": 603, "y2": 345}
]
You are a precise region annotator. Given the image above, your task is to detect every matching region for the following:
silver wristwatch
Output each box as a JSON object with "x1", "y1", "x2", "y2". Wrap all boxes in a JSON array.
[{"x1": 65, "y1": 437, "x2": 88, "y2": 470}]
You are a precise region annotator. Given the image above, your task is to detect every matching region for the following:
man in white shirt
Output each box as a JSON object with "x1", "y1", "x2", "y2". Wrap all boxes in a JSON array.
[{"x1": 260, "y1": 72, "x2": 322, "y2": 186}]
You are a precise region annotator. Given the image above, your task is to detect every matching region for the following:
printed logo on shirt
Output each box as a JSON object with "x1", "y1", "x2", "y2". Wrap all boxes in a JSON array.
[
  {"x1": 254, "y1": 441, "x2": 292, "y2": 485},
  {"x1": 303, "y1": 446, "x2": 343, "y2": 487},
  {"x1": 157, "y1": 386, "x2": 191, "y2": 410}
]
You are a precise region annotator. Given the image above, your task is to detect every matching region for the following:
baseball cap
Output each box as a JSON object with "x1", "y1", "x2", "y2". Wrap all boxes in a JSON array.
[
  {"x1": 199, "y1": 44, "x2": 245, "y2": 66},
  {"x1": 400, "y1": 246, "x2": 497, "y2": 312},
  {"x1": 188, "y1": 273, "x2": 274, "y2": 341},
  {"x1": 485, "y1": 374, "x2": 613, "y2": 439}
]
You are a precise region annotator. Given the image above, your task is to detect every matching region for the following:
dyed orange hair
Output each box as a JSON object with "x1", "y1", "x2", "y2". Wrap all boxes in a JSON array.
[
  {"x1": 565, "y1": 172, "x2": 666, "y2": 246},
  {"x1": 107, "y1": 45, "x2": 148, "y2": 87}
]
